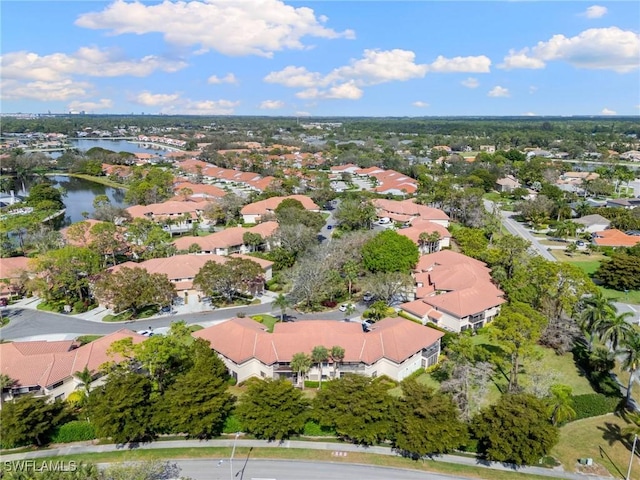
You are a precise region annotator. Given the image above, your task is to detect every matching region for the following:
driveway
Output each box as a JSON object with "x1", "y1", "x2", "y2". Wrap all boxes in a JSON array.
[{"x1": 318, "y1": 198, "x2": 339, "y2": 243}]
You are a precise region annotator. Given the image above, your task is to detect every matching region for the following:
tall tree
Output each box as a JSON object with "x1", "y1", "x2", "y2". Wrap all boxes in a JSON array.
[
  {"x1": 330, "y1": 345, "x2": 346, "y2": 379},
  {"x1": 594, "y1": 311, "x2": 634, "y2": 351},
  {"x1": 579, "y1": 292, "x2": 617, "y2": 351},
  {"x1": 93, "y1": 267, "x2": 176, "y2": 317},
  {"x1": 311, "y1": 345, "x2": 329, "y2": 389},
  {"x1": 273, "y1": 293, "x2": 290, "y2": 322},
  {"x1": 618, "y1": 330, "x2": 640, "y2": 407},
  {"x1": 391, "y1": 379, "x2": 468, "y2": 458},
  {"x1": 362, "y1": 230, "x2": 419, "y2": 273},
  {"x1": 193, "y1": 257, "x2": 264, "y2": 303},
  {"x1": 546, "y1": 384, "x2": 576, "y2": 426},
  {"x1": 0, "y1": 396, "x2": 68, "y2": 447},
  {"x1": 290, "y1": 352, "x2": 312, "y2": 388},
  {"x1": 236, "y1": 379, "x2": 309, "y2": 441},
  {"x1": 490, "y1": 303, "x2": 548, "y2": 392},
  {"x1": 313, "y1": 374, "x2": 393, "y2": 445},
  {"x1": 158, "y1": 339, "x2": 234, "y2": 438},
  {"x1": 87, "y1": 371, "x2": 156, "y2": 444},
  {"x1": 473, "y1": 393, "x2": 559, "y2": 466}
]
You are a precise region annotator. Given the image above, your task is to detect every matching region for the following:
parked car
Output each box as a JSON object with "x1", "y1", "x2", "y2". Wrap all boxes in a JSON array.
[
  {"x1": 576, "y1": 240, "x2": 585, "y2": 247},
  {"x1": 339, "y1": 303, "x2": 354, "y2": 312},
  {"x1": 362, "y1": 292, "x2": 375, "y2": 302},
  {"x1": 327, "y1": 225, "x2": 333, "y2": 230}
]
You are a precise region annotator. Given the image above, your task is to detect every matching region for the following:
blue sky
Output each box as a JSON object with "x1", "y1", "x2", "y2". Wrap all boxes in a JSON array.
[{"x1": 1, "y1": 1, "x2": 639, "y2": 116}]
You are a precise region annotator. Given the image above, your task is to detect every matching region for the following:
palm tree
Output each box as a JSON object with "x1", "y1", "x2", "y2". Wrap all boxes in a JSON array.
[
  {"x1": 618, "y1": 330, "x2": 640, "y2": 406},
  {"x1": 74, "y1": 366, "x2": 94, "y2": 400},
  {"x1": 594, "y1": 311, "x2": 635, "y2": 352},
  {"x1": 273, "y1": 293, "x2": 290, "y2": 322},
  {"x1": 330, "y1": 345, "x2": 345, "y2": 379},
  {"x1": 311, "y1": 345, "x2": 329, "y2": 390},
  {"x1": 290, "y1": 352, "x2": 312, "y2": 389},
  {"x1": 580, "y1": 292, "x2": 617, "y2": 351},
  {"x1": 547, "y1": 384, "x2": 577, "y2": 426}
]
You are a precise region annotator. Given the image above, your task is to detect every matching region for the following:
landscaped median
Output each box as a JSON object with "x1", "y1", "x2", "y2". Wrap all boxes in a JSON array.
[{"x1": 0, "y1": 438, "x2": 581, "y2": 480}]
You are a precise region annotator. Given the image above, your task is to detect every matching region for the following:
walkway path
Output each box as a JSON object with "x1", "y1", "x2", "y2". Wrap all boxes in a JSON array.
[{"x1": 0, "y1": 439, "x2": 612, "y2": 480}]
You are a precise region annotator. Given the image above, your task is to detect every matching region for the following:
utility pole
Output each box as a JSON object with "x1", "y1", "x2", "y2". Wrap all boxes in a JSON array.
[{"x1": 627, "y1": 433, "x2": 638, "y2": 480}]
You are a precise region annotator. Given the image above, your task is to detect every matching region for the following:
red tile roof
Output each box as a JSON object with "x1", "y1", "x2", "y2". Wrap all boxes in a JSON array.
[
  {"x1": 592, "y1": 229, "x2": 640, "y2": 247},
  {"x1": 373, "y1": 199, "x2": 449, "y2": 221},
  {"x1": 0, "y1": 330, "x2": 147, "y2": 389},
  {"x1": 240, "y1": 195, "x2": 319, "y2": 216},
  {"x1": 194, "y1": 317, "x2": 443, "y2": 366},
  {"x1": 172, "y1": 222, "x2": 278, "y2": 251}
]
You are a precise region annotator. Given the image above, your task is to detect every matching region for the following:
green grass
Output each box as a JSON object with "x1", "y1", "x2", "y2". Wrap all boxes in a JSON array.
[
  {"x1": 251, "y1": 314, "x2": 279, "y2": 332},
  {"x1": 21, "y1": 447, "x2": 554, "y2": 480},
  {"x1": 102, "y1": 305, "x2": 159, "y2": 322},
  {"x1": 550, "y1": 414, "x2": 638, "y2": 477},
  {"x1": 75, "y1": 335, "x2": 103, "y2": 345},
  {"x1": 63, "y1": 173, "x2": 128, "y2": 190}
]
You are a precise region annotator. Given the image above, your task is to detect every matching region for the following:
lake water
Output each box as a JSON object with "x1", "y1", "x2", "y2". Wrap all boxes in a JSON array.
[{"x1": 20, "y1": 175, "x2": 127, "y2": 225}]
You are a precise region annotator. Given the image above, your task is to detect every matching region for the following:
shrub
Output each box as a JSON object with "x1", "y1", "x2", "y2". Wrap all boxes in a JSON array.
[
  {"x1": 51, "y1": 421, "x2": 96, "y2": 443},
  {"x1": 72, "y1": 300, "x2": 88, "y2": 313},
  {"x1": 227, "y1": 377, "x2": 237, "y2": 386},
  {"x1": 398, "y1": 310, "x2": 423, "y2": 324},
  {"x1": 321, "y1": 300, "x2": 337, "y2": 308},
  {"x1": 223, "y1": 415, "x2": 243, "y2": 434},
  {"x1": 426, "y1": 322, "x2": 456, "y2": 349},
  {"x1": 572, "y1": 394, "x2": 621, "y2": 420},
  {"x1": 303, "y1": 421, "x2": 335, "y2": 437},
  {"x1": 372, "y1": 375, "x2": 398, "y2": 390}
]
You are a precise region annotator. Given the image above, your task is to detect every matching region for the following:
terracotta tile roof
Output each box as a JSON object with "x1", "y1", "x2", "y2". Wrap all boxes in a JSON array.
[
  {"x1": 126, "y1": 200, "x2": 203, "y2": 219},
  {"x1": 0, "y1": 329, "x2": 146, "y2": 389},
  {"x1": 396, "y1": 220, "x2": 451, "y2": 245},
  {"x1": 422, "y1": 287, "x2": 506, "y2": 318},
  {"x1": 373, "y1": 199, "x2": 449, "y2": 221},
  {"x1": 592, "y1": 229, "x2": 640, "y2": 247},
  {"x1": 194, "y1": 317, "x2": 443, "y2": 366},
  {"x1": 173, "y1": 182, "x2": 226, "y2": 199},
  {"x1": 414, "y1": 250, "x2": 486, "y2": 272},
  {"x1": 172, "y1": 222, "x2": 278, "y2": 251},
  {"x1": 240, "y1": 195, "x2": 319, "y2": 216},
  {"x1": 0, "y1": 256, "x2": 30, "y2": 278}
]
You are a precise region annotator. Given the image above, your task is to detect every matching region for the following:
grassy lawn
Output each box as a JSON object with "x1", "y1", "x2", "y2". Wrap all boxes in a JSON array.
[
  {"x1": 64, "y1": 173, "x2": 128, "y2": 190},
  {"x1": 102, "y1": 305, "x2": 158, "y2": 322},
  {"x1": 551, "y1": 414, "x2": 639, "y2": 477},
  {"x1": 25, "y1": 447, "x2": 554, "y2": 480},
  {"x1": 75, "y1": 335, "x2": 103, "y2": 345},
  {"x1": 251, "y1": 314, "x2": 279, "y2": 332}
]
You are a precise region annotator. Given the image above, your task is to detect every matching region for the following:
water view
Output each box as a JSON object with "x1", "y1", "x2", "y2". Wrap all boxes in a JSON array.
[{"x1": 20, "y1": 175, "x2": 127, "y2": 225}]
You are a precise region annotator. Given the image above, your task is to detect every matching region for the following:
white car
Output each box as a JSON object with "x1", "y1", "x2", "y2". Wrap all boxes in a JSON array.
[{"x1": 339, "y1": 303, "x2": 354, "y2": 312}]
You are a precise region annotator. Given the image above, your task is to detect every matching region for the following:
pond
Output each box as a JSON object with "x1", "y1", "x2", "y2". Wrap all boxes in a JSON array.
[{"x1": 20, "y1": 175, "x2": 128, "y2": 225}]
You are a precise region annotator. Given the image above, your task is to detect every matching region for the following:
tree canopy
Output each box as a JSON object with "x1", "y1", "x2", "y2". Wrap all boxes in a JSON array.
[{"x1": 361, "y1": 230, "x2": 419, "y2": 273}]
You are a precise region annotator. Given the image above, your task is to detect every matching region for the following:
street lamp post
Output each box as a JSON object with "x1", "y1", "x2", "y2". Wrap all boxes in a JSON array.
[
  {"x1": 627, "y1": 434, "x2": 638, "y2": 480},
  {"x1": 230, "y1": 432, "x2": 241, "y2": 480}
]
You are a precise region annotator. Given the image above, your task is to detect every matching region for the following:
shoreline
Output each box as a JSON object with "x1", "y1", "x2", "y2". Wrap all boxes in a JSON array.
[{"x1": 45, "y1": 172, "x2": 129, "y2": 190}]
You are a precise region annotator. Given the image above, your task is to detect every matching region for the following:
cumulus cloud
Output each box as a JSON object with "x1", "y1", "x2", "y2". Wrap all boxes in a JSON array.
[
  {"x1": 264, "y1": 66, "x2": 324, "y2": 88},
  {"x1": 134, "y1": 91, "x2": 182, "y2": 106},
  {"x1": 601, "y1": 107, "x2": 617, "y2": 115},
  {"x1": 529, "y1": 86, "x2": 538, "y2": 94},
  {"x1": 207, "y1": 73, "x2": 238, "y2": 84},
  {"x1": 488, "y1": 86, "x2": 510, "y2": 97},
  {"x1": 1, "y1": 47, "x2": 186, "y2": 81},
  {"x1": 413, "y1": 101, "x2": 429, "y2": 108},
  {"x1": 428, "y1": 55, "x2": 491, "y2": 73},
  {"x1": 584, "y1": 5, "x2": 607, "y2": 19},
  {"x1": 130, "y1": 90, "x2": 239, "y2": 114},
  {"x1": 461, "y1": 77, "x2": 479, "y2": 88},
  {"x1": 499, "y1": 27, "x2": 639, "y2": 73},
  {"x1": 259, "y1": 99, "x2": 285, "y2": 109},
  {"x1": 1, "y1": 79, "x2": 92, "y2": 101},
  {"x1": 75, "y1": 0, "x2": 354, "y2": 58},
  {"x1": 67, "y1": 99, "x2": 113, "y2": 112}
]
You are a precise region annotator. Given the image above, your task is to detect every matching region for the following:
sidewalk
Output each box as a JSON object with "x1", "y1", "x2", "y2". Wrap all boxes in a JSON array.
[{"x1": 0, "y1": 438, "x2": 612, "y2": 480}]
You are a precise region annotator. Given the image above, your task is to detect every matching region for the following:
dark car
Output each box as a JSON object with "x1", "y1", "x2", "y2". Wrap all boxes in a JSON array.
[{"x1": 327, "y1": 225, "x2": 333, "y2": 230}]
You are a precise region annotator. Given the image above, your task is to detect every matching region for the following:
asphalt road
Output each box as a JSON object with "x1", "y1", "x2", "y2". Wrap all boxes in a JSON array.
[
  {"x1": 483, "y1": 199, "x2": 556, "y2": 262},
  {"x1": 170, "y1": 459, "x2": 465, "y2": 480},
  {"x1": 0, "y1": 302, "x2": 366, "y2": 341}
]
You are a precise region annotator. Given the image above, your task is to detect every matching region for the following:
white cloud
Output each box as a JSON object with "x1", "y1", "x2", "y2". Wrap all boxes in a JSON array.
[
  {"x1": 601, "y1": 107, "x2": 617, "y2": 115},
  {"x1": 529, "y1": 85, "x2": 538, "y2": 94},
  {"x1": 75, "y1": 0, "x2": 354, "y2": 58},
  {"x1": 523, "y1": 112, "x2": 537, "y2": 116},
  {"x1": 499, "y1": 49, "x2": 546, "y2": 70},
  {"x1": 428, "y1": 55, "x2": 491, "y2": 73},
  {"x1": 488, "y1": 86, "x2": 510, "y2": 97},
  {"x1": 499, "y1": 27, "x2": 640, "y2": 73},
  {"x1": 461, "y1": 77, "x2": 479, "y2": 88},
  {"x1": 328, "y1": 49, "x2": 428, "y2": 85},
  {"x1": 264, "y1": 66, "x2": 324, "y2": 88},
  {"x1": 207, "y1": 73, "x2": 238, "y2": 85},
  {"x1": 134, "y1": 91, "x2": 182, "y2": 106},
  {"x1": 67, "y1": 99, "x2": 113, "y2": 112},
  {"x1": 259, "y1": 100, "x2": 285, "y2": 110},
  {"x1": 131, "y1": 90, "x2": 239, "y2": 114},
  {"x1": 584, "y1": 5, "x2": 607, "y2": 19},
  {"x1": 297, "y1": 81, "x2": 363, "y2": 100},
  {"x1": 1, "y1": 47, "x2": 186, "y2": 81},
  {"x1": 0, "y1": 78, "x2": 92, "y2": 101},
  {"x1": 413, "y1": 101, "x2": 429, "y2": 108}
]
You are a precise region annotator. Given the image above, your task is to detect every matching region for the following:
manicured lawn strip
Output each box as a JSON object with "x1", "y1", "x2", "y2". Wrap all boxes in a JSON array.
[
  {"x1": 63, "y1": 173, "x2": 128, "y2": 190},
  {"x1": 26, "y1": 447, "x2": 553, "y2": 480},
  {"x1": 251, "y1": 314, "x2": 279, "y2": 333},
  {"x1": 550, "y1": 414, "x2": 638, "y2": 476},
  {"x1": 596, "y1": 287, "x2": 640, "y2": 305}
]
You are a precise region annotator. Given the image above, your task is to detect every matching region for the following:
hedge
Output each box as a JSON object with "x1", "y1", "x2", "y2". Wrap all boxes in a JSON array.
[
  {"x1": 303, "y1": 421, "x2": 335, "y2": 437},
  {"x1": 571, "y1": 393, "x2": 622, "y2": 421},
  {"x1": 51, "y1": 421, "x2": 96, "y2": 443}
]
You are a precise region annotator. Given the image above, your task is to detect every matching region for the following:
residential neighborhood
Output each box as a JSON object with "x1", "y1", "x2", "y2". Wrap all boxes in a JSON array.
[{"x1": 1, "y1": 114, "x2": 640, "y2": 479}]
